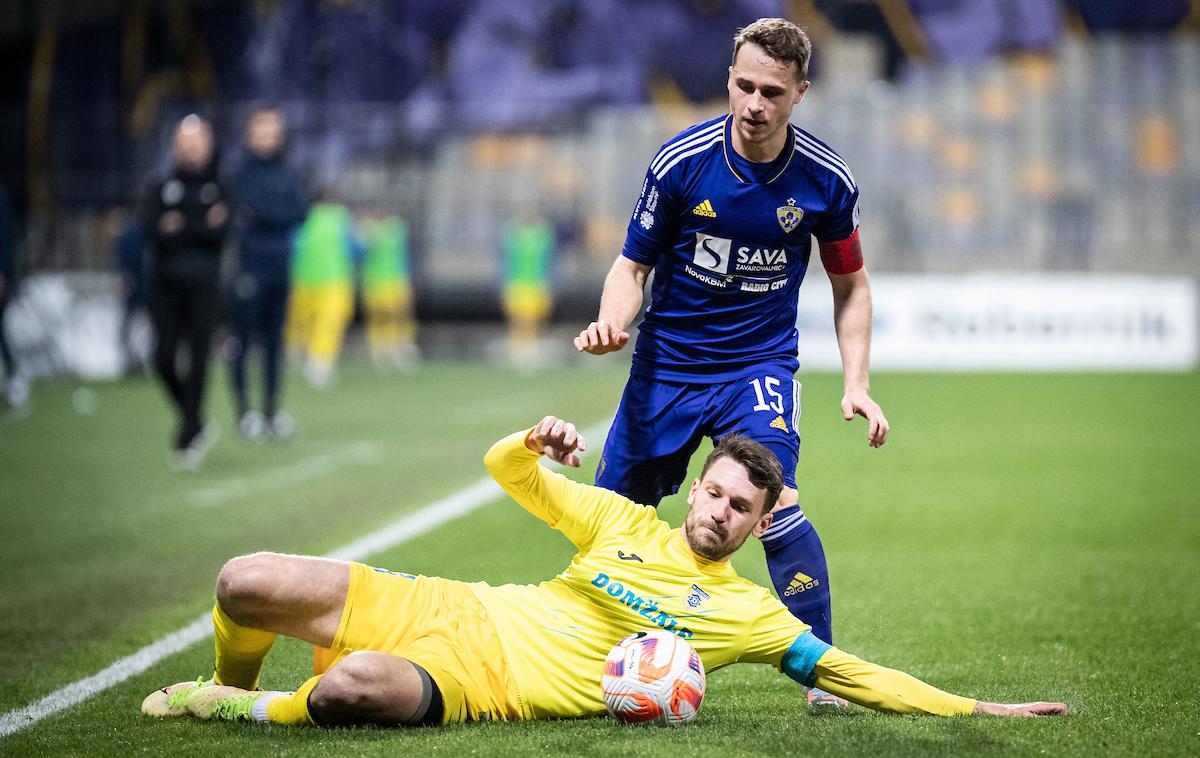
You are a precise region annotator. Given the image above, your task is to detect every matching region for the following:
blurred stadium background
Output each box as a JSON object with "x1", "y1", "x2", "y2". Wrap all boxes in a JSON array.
[
  {"x1": 1, "y1": 1, "x2": 1199, "y2": 754},
  {"x1": 0, "y1": 0, "x2": 1197, "y2": 375}
]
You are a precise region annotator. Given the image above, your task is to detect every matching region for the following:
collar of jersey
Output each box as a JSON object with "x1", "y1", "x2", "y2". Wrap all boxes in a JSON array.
[
  {"x1": 670, "y1": 529, "x2": 736, "y2": 576},
  {"x1": 722, "y1": 115, "x2": 795, "y2": 186}
]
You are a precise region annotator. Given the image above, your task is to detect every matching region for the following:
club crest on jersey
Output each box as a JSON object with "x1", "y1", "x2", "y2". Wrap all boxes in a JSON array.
[
  {"x1": 776, "y1": 197, "x2": 804, "y2": 233},
  {"x1": 687, "y1": 584, "x2": 711, "y2": 608}
]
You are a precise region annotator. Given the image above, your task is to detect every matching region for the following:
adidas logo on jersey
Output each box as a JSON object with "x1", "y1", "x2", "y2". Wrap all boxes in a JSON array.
[
  {"x1": 784, "y1": 571, "x2": 820, "y2": 596},
  {"x1": 691, "y1": 199, "x2": 717, "y2": 218},
  {"x1": 770, "y1": 415, "x2": 789, "y2": 432}
]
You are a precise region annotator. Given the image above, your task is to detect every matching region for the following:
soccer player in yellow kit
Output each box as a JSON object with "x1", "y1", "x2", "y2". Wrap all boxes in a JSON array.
[{"x1": 144, "y1": 416, "x2": 1066, "y2": 726}]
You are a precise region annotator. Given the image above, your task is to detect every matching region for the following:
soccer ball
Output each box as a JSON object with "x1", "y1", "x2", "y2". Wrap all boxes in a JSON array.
[{"x1": 601, "y1": 630, "x2": 706, "y2": 725}]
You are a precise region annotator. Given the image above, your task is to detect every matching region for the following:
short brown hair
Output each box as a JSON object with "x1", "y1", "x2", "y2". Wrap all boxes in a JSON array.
[
  {"x1": 700, "y1": 434, "x2": 784, "y2": 514},
  {"x1": 732, "y1": 17, "x2": 812, "y2": 81}
]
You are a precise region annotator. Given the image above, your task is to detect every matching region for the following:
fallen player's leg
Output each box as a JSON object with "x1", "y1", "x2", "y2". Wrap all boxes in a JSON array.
[
  {"x1": 140, "y1": 677, "x2": 213, "y2": 717},
  {"x1": 182, "y1": 651, "x2": 443, "y2": 726},
  {"x1": 308, "y1": 651, "x2": 442, "y2": 726}
]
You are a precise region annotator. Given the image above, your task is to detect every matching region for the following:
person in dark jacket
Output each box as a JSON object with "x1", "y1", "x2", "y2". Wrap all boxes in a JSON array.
[
  {"x1": 0, "y1": 181, "x2": 27, "y2": 413},
  {"x1": 143, "y1": 114, "x2": 228, "y2": 469},
  {"x1": 228, "y1": 105, "x2": 308, "y2": 440},
  {"x1": 110, "y1": 206, "x2": 151, "y2": 376}
]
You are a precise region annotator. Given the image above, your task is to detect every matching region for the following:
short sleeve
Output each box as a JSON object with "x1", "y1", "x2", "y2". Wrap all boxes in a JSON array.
[
  {"x1": 620, "y1": 164, "x2": 679, "y2": 266},
  {"x1": 811, "y1": 179, "x2": 860, "y2": 243}
]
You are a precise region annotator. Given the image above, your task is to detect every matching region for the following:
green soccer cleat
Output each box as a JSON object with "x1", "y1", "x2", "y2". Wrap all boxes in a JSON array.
[
  {"x1": 141, "y1": 677, "x2": 213, "y2": 717},
  {"x1": 805, "y1": 686, "x2": 851, "y2": 709},
  {"x1": 187, "y1": 684, "x2": 268, "y2": 721}
]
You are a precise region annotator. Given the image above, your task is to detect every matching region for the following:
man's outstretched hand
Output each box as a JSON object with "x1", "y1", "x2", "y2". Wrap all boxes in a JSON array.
[
  {"x1": 841, "y1": 387, "x2": 889, "y2": 448},
  {"x1": 525, "y1": 416, "x2": 588, "y2": 468},
  {"x1": 973, "y1": 701, "x2": 1069, "y2": 717},
  {"x1": 573, "y1": 320, "x2": 630, "y2": 355}
]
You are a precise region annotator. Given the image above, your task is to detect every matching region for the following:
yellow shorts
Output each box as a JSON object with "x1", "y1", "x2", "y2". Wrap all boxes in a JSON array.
[
  {"x1": 503, "y1": 284, "x2": 552, "y2": 321},
  {"x1": 312, "y1": 562, "x2": 525, "y2": 723},
  {"x1": 363, "y1": 281, "x2": 412, "y2": 311}
]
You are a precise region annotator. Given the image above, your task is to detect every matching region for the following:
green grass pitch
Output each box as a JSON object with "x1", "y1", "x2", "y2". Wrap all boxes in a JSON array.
[{"x1": 1, "y1": 363, "x2": 1197, "y2": 756}]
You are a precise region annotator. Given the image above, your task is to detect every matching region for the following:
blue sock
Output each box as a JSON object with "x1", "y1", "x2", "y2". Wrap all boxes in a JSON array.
[{"x1": 761, "y1": 505, "x2": 833, "y2": 644}]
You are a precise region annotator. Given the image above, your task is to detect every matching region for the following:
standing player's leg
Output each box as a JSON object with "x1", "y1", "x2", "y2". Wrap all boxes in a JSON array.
[
  {"x1": 395, "y1": 281, "x2": 418, "y2": 361},
  {"x1": 302, "y1": 283, "x2": 350, "y2": 388},
  {"x1": 260, "y1": 278, "x2": 289, "y2": 427},
  {"x1": 177, "y1": 282, "x2": 218, "y2": 448},
  {"x1": 363, "y1": 287, "x2": 389, "y2": 362},
  {"x1": 709, "y1": 368, "x2": 834, "y2": 645},
  {"x1": 0, "y1": 290, "x2": 18, "y2": 388},
  {"x1": 229, "y1": 272, "x2": 258, "y2": 425},
  {"x1": 761, "y1": 501, "x2": 833, "y2": 644},
  {"x1": 284, "y1": 282, "x2": 309, "y2": 362},
  {"x1": 150, "y1": 280, "x2": 187, "y2": 446},
  {"x1": 595, "y1": 374, "x2": 707, "y2": 507}
]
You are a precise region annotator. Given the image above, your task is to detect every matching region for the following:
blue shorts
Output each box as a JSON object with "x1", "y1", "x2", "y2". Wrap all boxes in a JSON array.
[{"x1": 596, "y1": 365, "x2": 801, "y2": 506}]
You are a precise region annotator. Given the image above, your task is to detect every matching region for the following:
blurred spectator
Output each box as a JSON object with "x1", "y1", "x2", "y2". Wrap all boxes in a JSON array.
[
  {"x1": 242, "y1": 0, "x2": 474, "y2": 155},
  {"x1": 142, "y1": 115, "x2": 228, "y2": 469},
  {"x1": 360, "y1": 210, "x2": 419, "y2": 369},
  {"x1": 815, "y1": 0, "x2": 927, "y2": 78},
  {"x1": 108, "y1": 207, "x2": 152, "y2": 376},
  {"x1": 1064, "y1": 0, "x2": 1191, "y2": 32},
  {"x1": 501, "y1": 210, "x2": 555, "y2": 367},
  {"x1": 445, "y1": 0, "x2": 644, "y2": 132},
  {"x1": 636, "y1": 0, "x2": 785, "y2": 103},
  {"x1": 288, "y1": 191, "x2": 360, "y2": 389},
  {"x1": 0, "y1": 182, "x2": 28, "y2": 413},
  {"x1": 228, "y1": 105, "x2": 308, "y2": 441},
  {"x1": 245, "y1": 0, "x2": 440, "y2": 104},
  {"x1": 906, "y1": 0, "x2": 1062, "y2": 64},
  {"x1": 814, "y1": 0, "x2": 1062, "y2": 75}
]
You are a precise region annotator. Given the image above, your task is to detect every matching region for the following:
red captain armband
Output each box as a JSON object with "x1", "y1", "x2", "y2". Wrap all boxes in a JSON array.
[{"x1": 818, "y1": 228, "x2": 864, "y2": 275}]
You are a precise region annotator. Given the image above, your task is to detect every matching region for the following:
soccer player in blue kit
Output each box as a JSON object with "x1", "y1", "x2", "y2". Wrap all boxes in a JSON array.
[{"x1": 574, "y1": 18, "x2": 888, "y2": 705}]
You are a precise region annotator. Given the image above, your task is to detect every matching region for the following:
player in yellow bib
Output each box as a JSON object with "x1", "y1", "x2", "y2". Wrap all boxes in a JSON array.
[
  {"x1": 287, "y1": 199, "x2": 357, "y2": 388},
  {"x1": 501, "y1": 214, "x2": 554, "y2": 366},
  {"x1": 144, "y1": 417, "x2": 1067, "y2": 726},
  {"x1": 361, "y1": 213, "x2": 419, "y2": 368}
]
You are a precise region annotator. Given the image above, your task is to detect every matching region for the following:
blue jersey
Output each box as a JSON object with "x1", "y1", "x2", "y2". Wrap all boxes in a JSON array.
[{"x1": 622, "y1": 115, "x2": 861, "y2": 383}]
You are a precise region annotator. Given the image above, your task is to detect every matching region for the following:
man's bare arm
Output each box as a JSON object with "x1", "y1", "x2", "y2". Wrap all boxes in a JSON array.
[
  {"x1": 973, "y1": 701, "x2": 1069, "y2": 717},
  {"x1": 828, "y1": 267, "x2": 889, "y2": 447},
  {"x1": 574, "y1": 256, "x2": 651, "y2": 355}
]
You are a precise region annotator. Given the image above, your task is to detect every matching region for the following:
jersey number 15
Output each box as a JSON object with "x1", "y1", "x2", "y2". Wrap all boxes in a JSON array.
[{"x1": 750, "y1": 377, "x2": 784, "y2": 414}]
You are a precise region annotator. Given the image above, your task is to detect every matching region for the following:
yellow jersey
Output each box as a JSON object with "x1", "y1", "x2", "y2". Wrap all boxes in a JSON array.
[{"x1": 476, "y1": 431, "x2": 812, "y2": 719}]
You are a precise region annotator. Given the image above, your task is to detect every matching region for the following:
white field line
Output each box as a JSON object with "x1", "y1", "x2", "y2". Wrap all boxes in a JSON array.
[
  {"x1": 189, "y1": 441, "x2": 380, "y2": 508},
  {"x1": 0, "y1": 421, "x2": 610, "y2": 738}
]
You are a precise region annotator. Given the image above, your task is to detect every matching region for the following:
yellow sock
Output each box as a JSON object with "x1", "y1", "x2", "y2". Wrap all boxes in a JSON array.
[
  {"x1": 265, "y1": 675, "x2": 322, "y2": 726},
  {"x1": 212, "y1": 603, "x2": 276, "y2": 690}
]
